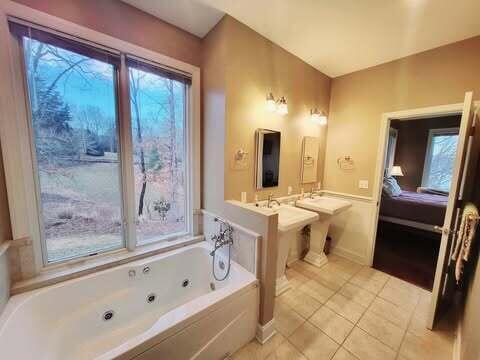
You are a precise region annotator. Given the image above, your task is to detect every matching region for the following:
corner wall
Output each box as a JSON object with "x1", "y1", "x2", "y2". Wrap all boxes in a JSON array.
[{"x1": 324, "y1": 35, "x2": 480, "y2": 197}]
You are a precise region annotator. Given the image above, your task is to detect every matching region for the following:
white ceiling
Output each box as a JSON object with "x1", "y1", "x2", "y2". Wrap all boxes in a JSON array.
[
  {"x1": 123, "y1": 0, "x2": 480, "y2": 77},
  {"x1": 121, "y1": 0, "x2": 224, "y2": 37}
]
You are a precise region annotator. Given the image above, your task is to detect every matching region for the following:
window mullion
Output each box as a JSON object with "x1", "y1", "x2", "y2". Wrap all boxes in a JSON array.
[{"x1": 118, "y1": 54, "x2": 137, "y2": 251}]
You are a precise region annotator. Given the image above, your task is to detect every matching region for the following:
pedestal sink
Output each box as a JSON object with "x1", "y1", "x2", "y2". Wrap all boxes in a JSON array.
[
  {"x1": 275, "y1": 205, "x2": 318, "y2": 295},
  {"x1": 296, "y1": 196, "x2": 351, "y2": 268},
  {"x1": 256, "y1": 204, "x2": 318, "y2": 296}
]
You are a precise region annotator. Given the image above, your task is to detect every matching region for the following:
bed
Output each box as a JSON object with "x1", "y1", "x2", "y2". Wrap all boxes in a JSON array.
[{"x1": 380, "y1": 190, "x2": 448, "y2": 231}]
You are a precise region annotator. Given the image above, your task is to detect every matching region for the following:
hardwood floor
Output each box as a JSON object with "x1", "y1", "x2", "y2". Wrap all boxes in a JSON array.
[{"x1": 373, "y1": 221, "x2": 440, "y2": 291}]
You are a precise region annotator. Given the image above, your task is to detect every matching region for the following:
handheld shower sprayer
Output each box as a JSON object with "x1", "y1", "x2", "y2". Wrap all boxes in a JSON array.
[{"x1": 210, "y1": 217, "x2": 233, "y2": 281}]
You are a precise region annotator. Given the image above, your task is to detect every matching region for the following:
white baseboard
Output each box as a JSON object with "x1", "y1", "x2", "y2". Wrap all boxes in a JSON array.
[
  {"x1": 330, "y1": 246, "x2": 367, "y2": 265},
  {"x1": 255, "y1": 319, "x2": 276, "y2": 344}
]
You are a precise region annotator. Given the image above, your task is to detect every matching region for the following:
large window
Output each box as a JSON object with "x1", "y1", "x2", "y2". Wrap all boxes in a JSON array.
[
  {"x1": 422, "y1": 128, "x2": 459, "y2": 192},
  {"x1": 10, "y1": 21, "x2": 192, "y2": 265},
  {"x1": 128, "y1": 62, "x2": 186, "y2": 243}
]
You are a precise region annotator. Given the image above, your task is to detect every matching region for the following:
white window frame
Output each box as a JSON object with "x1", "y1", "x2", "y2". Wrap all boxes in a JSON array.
[
  {"x1": 0, "y1": 2, "x2": 201, "y2": 274},
  {"x1": 421, "y1": 127, "x2": 460, "y2": 191}
]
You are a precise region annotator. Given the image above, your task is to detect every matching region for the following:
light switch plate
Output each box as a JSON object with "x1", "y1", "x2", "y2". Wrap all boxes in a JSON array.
[{"x1": 359, "y1": 180, "x2": 369, "y2": 189}]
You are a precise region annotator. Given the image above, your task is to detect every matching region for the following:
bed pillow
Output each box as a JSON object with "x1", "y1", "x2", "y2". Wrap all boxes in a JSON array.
[{"x1": 383, "y1": 176, "x2": 402, "y2": 197}]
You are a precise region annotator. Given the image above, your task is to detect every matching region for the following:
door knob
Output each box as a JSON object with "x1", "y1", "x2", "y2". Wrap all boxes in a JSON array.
[{"x1": 434, "y1": 226, "x2": 451, "y2": 235}]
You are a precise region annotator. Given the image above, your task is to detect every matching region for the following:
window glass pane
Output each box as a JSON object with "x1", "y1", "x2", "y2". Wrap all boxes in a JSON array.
[
  {"x1": 129, "y1": 66, "x2": 186, "y2": 243},
  {"x1": 22, "y1": 36, "x2": 124, "y2": 263},
  {"x1": 426, "y1": 133, "x2": 458, "y2": 192}
]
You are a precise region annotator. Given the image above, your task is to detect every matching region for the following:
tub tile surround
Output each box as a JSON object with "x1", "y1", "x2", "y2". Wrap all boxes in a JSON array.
[{"x1": 233, "y1": 254, "x2": 455, "y2": 360}]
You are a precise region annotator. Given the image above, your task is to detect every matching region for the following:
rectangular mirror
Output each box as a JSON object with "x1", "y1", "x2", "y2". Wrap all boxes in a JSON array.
[
  {"x1": 255, "y1": 129, "x2": 281, "y2": 189},
  {"x1": 301, "y1": 136, "x2": 320, "y2": 184}
]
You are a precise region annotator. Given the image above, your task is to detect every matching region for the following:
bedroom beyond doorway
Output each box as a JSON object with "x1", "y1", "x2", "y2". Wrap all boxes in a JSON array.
[{"x1": 374, "y1": 114, "x2": 461, "y2": 290}]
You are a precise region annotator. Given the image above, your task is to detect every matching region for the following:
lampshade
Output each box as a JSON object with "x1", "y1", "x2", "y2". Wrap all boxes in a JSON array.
[
  {"x1": 391, "y1": 165, "x2": 404, "y2": 176},
  {"x1": 277, "y1": 96, "x2": 288, "y2": 116},
  {"x1": 266, "y1": 92, "x2": 276, "y2": 112},
  {"x1": 311, "y1": 108, "x2": 327, "y2": 125}
]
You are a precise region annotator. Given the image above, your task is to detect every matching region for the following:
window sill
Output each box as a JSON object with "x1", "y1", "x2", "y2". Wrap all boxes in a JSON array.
[{"x1": 11, "y1": 234, "x2": 204, "y2": 295}]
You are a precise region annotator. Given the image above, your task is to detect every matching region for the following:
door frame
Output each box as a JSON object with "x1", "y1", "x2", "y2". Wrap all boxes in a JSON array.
[{"x1": 368, "y1": 101, "x2": 480, "y2": 266}]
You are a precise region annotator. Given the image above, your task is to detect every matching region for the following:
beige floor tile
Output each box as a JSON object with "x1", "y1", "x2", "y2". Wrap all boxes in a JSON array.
[
  {"x1": 278, "y1": 288, "x2": 322, "y2": 319},
  {"x1": 286, "y1": 268, "x2": 310, "y2": 289},
  {"x1": 368, "y1": 297, "x2": 411, "y2": 329},
  {"x1": 357, "y1": 310, "x2": 404, "y2": 350},
  {"x1": 309, "y1": 306, "x2": 355, "y2": 344},
  {"x1": 412, "y1": 290, "x2": 432, "y2": 320},
  {"x1": 378, "y1": 279, "x2": 419, "y2": 310},
  {"x1": 338, "y1": 283, "x2": 375, "y2": 307},
  {"x1": 265, "y1": 341, "x2": 307, "y2": 360},
  {"x1": 355, "y1": 267, "x2": 390, "y2": 282},
  {"x1": 274, "y1": 301, "x2": 306, "y2": 337},
  {"x1": 328, "y1": 255, "x2": 363, "y2": 275},
  {"x1": 299, "y1": 279, "x2": 335, "y2": 303},
  {"x1": 399, "y1": 331, "x2": 453, "y2": 360},
  {"x1": 321, "y1": 262, "x2": 356, "y2": 281},
  {"x1": 325, "y1": 293, "x2": 366, "y2": 323},
  {"x1": 408, "y1": 315, "x2": 455, "y2": 344},
  {"x1": 289, "y1": 322, "x2": 339, "y2": 360},
  {"x1": 332, "y1": 347, "x2": 360, "y2": 360},
  {"x1": 232, "y1": 333, "x2": 286, "y2": 360},
  {"x1": 315, "y1": 267, "x2": 348, "y2": 291},
  {"x1": 290, "y1": 261, "x2": 323, "y2": 279},
  {"x1": 343, "y1": 327, "x2": 396, "y2": 360},
  {"x1": 349, "y1": 268, "x2": 388, "y2": 294}
]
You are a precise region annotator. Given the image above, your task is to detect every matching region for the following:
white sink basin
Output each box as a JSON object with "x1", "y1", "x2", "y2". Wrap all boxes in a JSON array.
[
  {"x1": 268, "y1": 205, "x2": 319, "y2": 233},
  {"x1": 296, "y1": 196, "x2": 351, "y2": 215}
]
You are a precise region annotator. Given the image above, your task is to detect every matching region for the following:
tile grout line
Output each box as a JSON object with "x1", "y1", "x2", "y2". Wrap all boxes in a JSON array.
[
  {"x1": 393, "y1": 286, "x2": 423, "y2": 360},
  {"x1": 286, "y1": 259, "x2": 364, "y2": 359}
]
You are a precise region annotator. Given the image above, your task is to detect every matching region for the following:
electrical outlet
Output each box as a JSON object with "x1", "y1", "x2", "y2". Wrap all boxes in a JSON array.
[{"x1": 359, "y1": 180, "x2": 369, "y2": 189}]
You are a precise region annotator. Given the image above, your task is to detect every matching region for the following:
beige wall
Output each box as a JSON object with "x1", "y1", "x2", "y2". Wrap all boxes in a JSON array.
[
  {"x1": 11, "y1": 0, "x2": 202, "y2": 67},
  {"x1": 201, "y1": 17, "x2": 228, "y2": 212},
  {"x1": 324, "y1": 36, "x2": 480, "y2": 197},
  {"x1": 220, "y1": 17, "x2": 331, "y2": 203}
]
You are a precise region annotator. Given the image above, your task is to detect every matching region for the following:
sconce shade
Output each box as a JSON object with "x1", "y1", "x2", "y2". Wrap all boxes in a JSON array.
[
  {"x1": 266, "y1": 92, "x2": 276, "y2": 112},
  {"x1": 277, "y1": 96, "x2": 288, "y2": 115},
  {"x1": 391, "y1": 165, "x2": 404, "y2": 176},
  {"x1": 311, "y1": 108, "x2": 327, "y2": 125}
]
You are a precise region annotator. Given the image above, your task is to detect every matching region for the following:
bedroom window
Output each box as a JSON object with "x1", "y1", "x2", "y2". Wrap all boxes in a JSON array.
[
  {"x1": 422, "y1": 128, "x2": 459, "y2": 193},
  {"x1": 9, "y1": 20, "x2": 194, "y2": 265}
]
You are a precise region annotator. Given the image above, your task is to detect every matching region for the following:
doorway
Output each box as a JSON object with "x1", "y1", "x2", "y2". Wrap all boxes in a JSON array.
[
  {"x1": 373, "y1": 115, "x2": 461, "y2": 290},
  {"x1": 369, "y1": 93, "x2": 479, "y2": 329}
]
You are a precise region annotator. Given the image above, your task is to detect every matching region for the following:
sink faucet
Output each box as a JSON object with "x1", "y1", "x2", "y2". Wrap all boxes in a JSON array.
[
  {"x1": 267, "y1": 193, "x2": 281, "y2": 208},
  {"x1": 309, "y1": 186, "x2": 321, "y2": 199}
]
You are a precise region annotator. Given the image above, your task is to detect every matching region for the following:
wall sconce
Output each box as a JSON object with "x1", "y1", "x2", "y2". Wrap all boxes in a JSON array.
[
  {"x1": 311, "y1": 108, "x2": 327, "y2": 125},
  {"x1": 265, "y1": 93, "x2": 288, "y2": 116},
  {"x1": 277, "y1": 96, "x2": 288, "y2": 116}
]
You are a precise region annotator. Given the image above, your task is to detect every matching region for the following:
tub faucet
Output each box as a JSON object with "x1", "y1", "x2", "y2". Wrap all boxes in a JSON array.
[{"x1": 209, "y1": 218, "x2": 233, "y2": 256}]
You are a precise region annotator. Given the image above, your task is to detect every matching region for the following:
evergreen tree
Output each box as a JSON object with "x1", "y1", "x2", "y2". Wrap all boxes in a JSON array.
[{"x1": 29, "y1": 76, "x2": 76, "y2": 164}]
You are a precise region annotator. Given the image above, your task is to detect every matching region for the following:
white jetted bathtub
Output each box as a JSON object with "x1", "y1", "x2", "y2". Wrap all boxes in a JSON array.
[{"x1": 0, "y1": 242, "x2": 259, "y2": 360}]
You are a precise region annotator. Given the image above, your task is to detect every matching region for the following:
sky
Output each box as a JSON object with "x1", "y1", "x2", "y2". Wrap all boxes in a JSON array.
[{"x1": 25, "y1": 37, "x2": 185, "y2": 136}]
